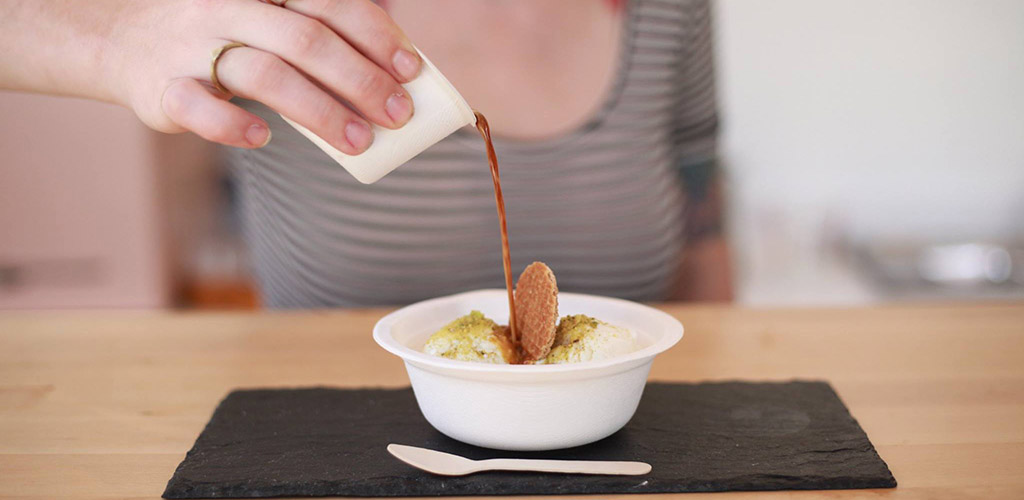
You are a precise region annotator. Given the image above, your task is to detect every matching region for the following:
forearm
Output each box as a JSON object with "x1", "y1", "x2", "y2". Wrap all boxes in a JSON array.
[
  {"x1": 0, "y1": 0, "x2": 125, "y2": 102},
  {"x1": 672, "y1": 160, "x2": 734, "y2": 301},
  {"x1": 674, "y1": 235, "x2": 734, "y2": 302}
]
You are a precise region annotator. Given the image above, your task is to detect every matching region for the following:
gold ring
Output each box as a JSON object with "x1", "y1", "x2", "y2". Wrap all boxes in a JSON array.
[{"x1": 210, "y1": 42, "x2": 246, "y2": 94}]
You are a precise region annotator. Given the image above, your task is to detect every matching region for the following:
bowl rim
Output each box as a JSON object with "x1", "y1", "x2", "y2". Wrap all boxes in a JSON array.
[{"x1": 373, "y1": 289, "x2": 683, "y2": 374}]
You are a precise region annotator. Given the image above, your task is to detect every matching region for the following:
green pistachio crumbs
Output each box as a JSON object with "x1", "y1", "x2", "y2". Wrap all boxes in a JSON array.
[
  {"x1": 545, "y1": 314, "x2": 600, "y2": 363},
  {"x1": 426, "y1": 311, "x2": 503, "y2": 362}
]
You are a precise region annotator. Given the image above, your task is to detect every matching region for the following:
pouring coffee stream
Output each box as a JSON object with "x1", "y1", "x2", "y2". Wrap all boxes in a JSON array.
[
  {"x1": 278, "y1": 51, "x2": 520, "y2": 349},
  {"x1": 473, "y1": 111, "x2": 518, "y2": 346}
]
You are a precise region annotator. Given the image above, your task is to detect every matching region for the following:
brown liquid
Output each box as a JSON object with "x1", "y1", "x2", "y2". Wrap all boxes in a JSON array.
[
  {"x1": 474, "y1": 111, "x2": 519, "y2": 348},
  {"x1": 492, "y1": 326, "x2": 522, "y2": 365}
]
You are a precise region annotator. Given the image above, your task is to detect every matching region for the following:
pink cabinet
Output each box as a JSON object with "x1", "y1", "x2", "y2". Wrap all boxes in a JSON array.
[{"x1": 0, "y1": 92, "x2": 217, "y2": 309}]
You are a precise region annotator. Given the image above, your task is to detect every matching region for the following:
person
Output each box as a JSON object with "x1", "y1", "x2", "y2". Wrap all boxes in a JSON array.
[{"x1": 1, "y1": 0, "x2": 732, "y2": 307}]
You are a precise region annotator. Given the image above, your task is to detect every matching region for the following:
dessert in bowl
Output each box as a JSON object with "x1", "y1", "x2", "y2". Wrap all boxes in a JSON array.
[{"x1": 372, "y1": 288, "x2": 683, "y2": 451}]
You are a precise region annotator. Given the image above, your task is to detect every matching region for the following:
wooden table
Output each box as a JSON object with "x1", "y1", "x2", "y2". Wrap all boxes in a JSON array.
[{"x1": 1, "y1": 302, "x2": 1023, "y2": 499}]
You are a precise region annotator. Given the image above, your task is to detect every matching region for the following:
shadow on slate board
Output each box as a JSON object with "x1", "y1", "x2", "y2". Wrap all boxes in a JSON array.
[{"x1": 163, "y1": 381, "x2": 896, "y2": 498}]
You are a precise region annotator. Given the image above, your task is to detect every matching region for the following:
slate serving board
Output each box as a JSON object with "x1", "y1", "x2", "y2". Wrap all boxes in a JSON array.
[{"x1": 163, "y1": 381, "x2": 895, "y2": 498}]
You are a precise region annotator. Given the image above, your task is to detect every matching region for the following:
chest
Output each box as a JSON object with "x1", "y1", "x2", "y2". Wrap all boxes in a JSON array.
[{"x1": 387, "y1": 0, "x2": 624, "y2": 139}]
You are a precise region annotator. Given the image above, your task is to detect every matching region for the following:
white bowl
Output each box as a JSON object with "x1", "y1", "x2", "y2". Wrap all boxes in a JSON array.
[{"x1": 372, "y1": 289, "x2": 683, "y2": 451}]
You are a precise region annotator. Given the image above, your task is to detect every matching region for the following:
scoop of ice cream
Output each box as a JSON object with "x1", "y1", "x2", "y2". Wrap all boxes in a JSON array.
[
  {"x1": 424, "y1": 311, "x2": 513, "y2": 364},
  {"x1": 540, "y1": 315, "x2": 637, "y2": 364}
]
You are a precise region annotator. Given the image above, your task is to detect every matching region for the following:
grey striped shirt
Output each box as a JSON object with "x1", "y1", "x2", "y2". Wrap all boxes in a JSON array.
[{"x1": 228, "y1": 0, "x2": 718, "y2": 308}]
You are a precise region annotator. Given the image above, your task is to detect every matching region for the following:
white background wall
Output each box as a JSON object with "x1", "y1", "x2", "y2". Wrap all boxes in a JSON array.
[{"x1": 714, "y1": 0, "x2": 1024, "y2": 304}]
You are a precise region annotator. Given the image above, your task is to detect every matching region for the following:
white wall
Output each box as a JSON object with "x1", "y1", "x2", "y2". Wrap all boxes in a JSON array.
[{"x1": 714, "y1": 0, "x2": 1024, "y2": 304}]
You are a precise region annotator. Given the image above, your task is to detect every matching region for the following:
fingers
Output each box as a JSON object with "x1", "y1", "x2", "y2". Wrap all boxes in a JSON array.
[
  {"x1": 284, "y1": 0, "x2": 422, "y2": 83},
  {"x1": 215, "y1": 45, "x2": 373, "y2": 154},
  {"x1": 225, "y1": 1, "x2": 414, "y2": 130},
  {"x1": 161, "y1": 78, "x2": 271, "y2": 148}
]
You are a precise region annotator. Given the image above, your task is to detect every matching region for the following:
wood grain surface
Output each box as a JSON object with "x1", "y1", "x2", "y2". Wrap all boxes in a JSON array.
[{"x1": 1, "y1": 302, "x2": 1023, "y2": 499}]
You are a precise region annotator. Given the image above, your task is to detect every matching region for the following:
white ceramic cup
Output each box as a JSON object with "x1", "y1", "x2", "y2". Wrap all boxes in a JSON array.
[
  {"x1": 282, "y1": 49, "x2": 475, "y2": 184},
  {"x1": 373, "y1": 289, "x2": 684, "y2": 451}
]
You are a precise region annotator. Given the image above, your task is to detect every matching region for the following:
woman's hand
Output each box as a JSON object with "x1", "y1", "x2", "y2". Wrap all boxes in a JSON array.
[
  {"x1": 0, "y1": 0, "x2": 422, "y2": 153},
  {"x1": 113, "y1": 0, "x2": 420, "y2": 152}
]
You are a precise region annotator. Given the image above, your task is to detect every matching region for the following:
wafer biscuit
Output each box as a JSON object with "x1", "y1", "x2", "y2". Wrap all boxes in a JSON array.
[{"x1": 514, "y1": 262, "x2": 559, "y2": 361}]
